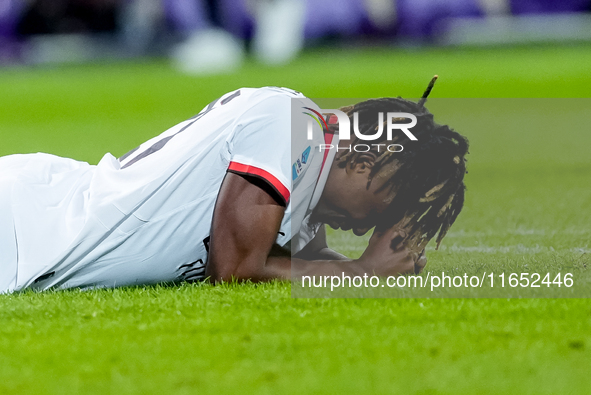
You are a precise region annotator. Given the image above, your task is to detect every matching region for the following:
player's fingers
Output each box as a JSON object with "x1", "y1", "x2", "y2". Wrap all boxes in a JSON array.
[
  {"x1": 368, "y1": 226, "x2": 406, "y2": 248},
  {"x1": 397, "y1": 254, "x2": 416, "y2": 275},
  {"x1": 414, "y1": 251, "x2": 427, "y2": 274},
  {"x1": 385, "y1": 245, "x2": 416, "y2": 274}
]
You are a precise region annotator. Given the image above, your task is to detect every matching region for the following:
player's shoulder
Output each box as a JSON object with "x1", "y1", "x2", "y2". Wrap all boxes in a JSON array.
[
  {"x1": 225, "y1": 87, "x2": 321, "y2": 143},
  {"x1": 235, "y1": 86, "x2": 311, "y2": 108},
  {"x1": 226, "y1": 87, "x2": 316, "y2": 124},
  {"x1": 249, "y1": 86, "x2": 307, "y2": 100}
]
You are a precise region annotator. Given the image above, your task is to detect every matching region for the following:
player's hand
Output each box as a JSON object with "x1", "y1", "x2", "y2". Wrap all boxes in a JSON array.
[
  {"x1": 357, "y1": 224, "x2": 426, "y2": 277},
  {"x1": 414, "y1": 250, "x2": 427, "y2": 274}
]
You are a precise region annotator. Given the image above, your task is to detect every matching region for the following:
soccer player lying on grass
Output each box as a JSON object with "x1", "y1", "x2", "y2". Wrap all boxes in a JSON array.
[{"x1": 0, "y1": 81, "x2": 468, "y2": 292}]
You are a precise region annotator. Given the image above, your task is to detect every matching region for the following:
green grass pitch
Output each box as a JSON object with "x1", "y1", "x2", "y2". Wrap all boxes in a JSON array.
[{"x1": 1, "y1": 45, "x2": 590, "y2": 394}]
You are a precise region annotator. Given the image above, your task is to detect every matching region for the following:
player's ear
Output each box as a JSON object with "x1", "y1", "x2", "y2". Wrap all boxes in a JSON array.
[{"x1": 346, "y1": 152, "x2": 377, "y2": 175}]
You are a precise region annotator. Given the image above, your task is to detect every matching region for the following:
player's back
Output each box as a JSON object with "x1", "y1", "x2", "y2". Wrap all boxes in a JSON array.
[{"x1": 2, "y1": 87, "x2": 307, "y2": 292}]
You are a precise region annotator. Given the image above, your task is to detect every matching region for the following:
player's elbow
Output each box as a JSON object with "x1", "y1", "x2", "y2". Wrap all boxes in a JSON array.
[{"x1": 207, "y1": 254, "x2": 264, "y2": 283}]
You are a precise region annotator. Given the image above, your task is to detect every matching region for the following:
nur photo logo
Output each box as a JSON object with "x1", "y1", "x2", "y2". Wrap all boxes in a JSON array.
[{"x1": 303, "y1": 107, "x2": 418, "y2": 153}]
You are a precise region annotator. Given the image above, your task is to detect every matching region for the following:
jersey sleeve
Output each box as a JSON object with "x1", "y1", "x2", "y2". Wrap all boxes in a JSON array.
[{"x1": 227, "y1": 94, "x2": 293, "y2": 205}]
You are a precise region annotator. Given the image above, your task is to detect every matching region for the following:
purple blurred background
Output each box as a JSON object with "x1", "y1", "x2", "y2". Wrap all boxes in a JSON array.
[{"x1": 1, "y1": 0, "x2": 590, "y2": 64}]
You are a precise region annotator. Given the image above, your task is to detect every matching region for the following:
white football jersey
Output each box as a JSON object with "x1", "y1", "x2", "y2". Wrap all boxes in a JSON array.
[{"x1": 0, "y1": 87, "x2": 337, "y2": 292}]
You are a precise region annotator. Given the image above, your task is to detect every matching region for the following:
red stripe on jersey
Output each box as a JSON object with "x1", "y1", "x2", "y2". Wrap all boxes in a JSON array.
[
  {"x1": 228, "y1": 161, "x2": 290, "y2": 204},
  {"x1": 320, "y1": 132, "x2": 334, "y2": 175}
]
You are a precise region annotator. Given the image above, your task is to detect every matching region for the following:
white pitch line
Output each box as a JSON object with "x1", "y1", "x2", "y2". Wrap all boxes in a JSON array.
[
  {"x1": 426, "y1": 244, "x2": 590, "y2": 254},
  {"x1": 445, "y1": 229, "x2": 591, "y2": 238}
]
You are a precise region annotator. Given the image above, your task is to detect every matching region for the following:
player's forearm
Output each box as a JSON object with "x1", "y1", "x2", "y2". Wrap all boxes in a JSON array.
[
  {"x1": 263, "y1": 256, "x2": 400, "y2": 281},
  {"x1": 294, "y1": 247, "x2": 349, "y2": 261},
  {"x1": 219, "y1": 248, "x2": 353, "y2": 282},
  {"x1": 210, "y1": 253, "x2": 412, "y2": 283}
]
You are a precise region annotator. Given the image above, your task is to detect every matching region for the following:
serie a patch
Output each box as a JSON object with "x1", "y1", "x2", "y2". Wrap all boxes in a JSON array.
[{"x1": 292, "y1": 146, "x2": 311, "y2": 181}]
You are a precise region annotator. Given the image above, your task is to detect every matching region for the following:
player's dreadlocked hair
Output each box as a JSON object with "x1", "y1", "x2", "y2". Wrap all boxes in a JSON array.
[{"x1": 335, "y1": 76, "x2": 468, "y2": 250}]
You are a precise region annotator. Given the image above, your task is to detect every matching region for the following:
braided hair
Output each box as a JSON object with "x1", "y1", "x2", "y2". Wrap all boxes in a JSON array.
[{"x1": 335, "y1": 76, "x2": 469, "y2": 250}]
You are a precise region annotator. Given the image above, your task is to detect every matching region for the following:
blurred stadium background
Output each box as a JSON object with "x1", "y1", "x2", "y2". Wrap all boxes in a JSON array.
[
  {"x1": 2, "y1": 0, "x2": 591, "y2": 67},
  {"x1": 1, "y1": 1, "x2": 591, "y2": 394}
]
